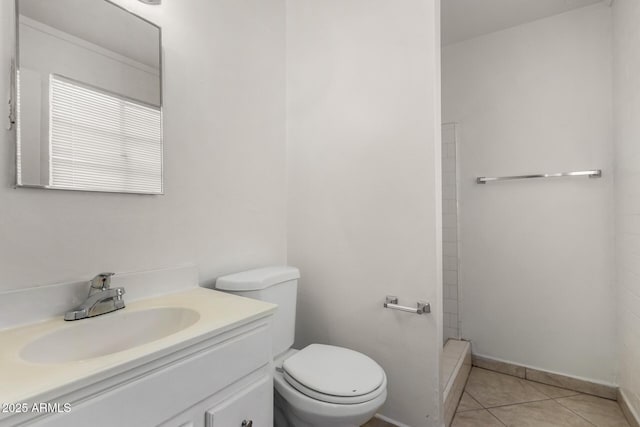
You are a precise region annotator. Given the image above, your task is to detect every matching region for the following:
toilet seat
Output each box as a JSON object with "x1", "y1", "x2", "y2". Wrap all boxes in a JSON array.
[
  {"x1": 282, "y1": 344, "x2": 386, "y2": 404},
  {"x1": 274, "y1": 369, "x2": 388, "y2": 426}
]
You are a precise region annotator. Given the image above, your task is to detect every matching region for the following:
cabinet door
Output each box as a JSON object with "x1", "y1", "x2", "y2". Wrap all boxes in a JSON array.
[
  {"x1": 157, "y1": 405, "x2": 204, "y2": 427},
  {"x1": 205, "y1": 375, "x2": 272, "y2": 427}
]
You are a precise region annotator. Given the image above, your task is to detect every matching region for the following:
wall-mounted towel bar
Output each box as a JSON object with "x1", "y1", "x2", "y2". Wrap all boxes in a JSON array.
[
  {"x1": 383, "y1": 296, "x2": 430, "y2": 315},
  {"x1": 476, "y1": 169, "x2": 601, "y2": 184}
]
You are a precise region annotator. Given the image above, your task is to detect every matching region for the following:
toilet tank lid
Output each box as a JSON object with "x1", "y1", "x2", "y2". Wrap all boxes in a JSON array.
[{"x1": 215, "y1": 266, "x2": 300, "y2": 291}]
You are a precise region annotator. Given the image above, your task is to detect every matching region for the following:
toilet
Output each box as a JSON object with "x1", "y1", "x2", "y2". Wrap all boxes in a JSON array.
[{"x1": 215, "y1": 266, "x2": 387, "y2": 427}]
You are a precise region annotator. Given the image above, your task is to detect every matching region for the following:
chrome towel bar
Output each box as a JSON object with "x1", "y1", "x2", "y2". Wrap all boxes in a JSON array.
[
  {"x1": 476, "y1": 169, "x2": 602, "y2": 184},
  {"x1": 384, "y1": 296, "x2": 430, "y2": 315}
]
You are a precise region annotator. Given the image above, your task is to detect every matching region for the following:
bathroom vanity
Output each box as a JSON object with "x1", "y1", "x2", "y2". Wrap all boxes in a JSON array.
[{"x1": 0, "y1": 288, "x2": 276, "y2": 427}]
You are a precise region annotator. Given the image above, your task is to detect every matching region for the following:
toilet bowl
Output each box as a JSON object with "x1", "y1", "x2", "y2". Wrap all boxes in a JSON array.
[
  {"x1": 216, "y1": 267, "x2": 387, "y2": 427},
  {"x1": 273, "y1": 347, "x2": 387, "y2": 427}
]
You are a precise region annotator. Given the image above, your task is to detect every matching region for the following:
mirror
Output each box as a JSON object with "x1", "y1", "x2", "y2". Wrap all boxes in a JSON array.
[{"x1": 15, "y1": 0, "x2": 163, "y2": 194}]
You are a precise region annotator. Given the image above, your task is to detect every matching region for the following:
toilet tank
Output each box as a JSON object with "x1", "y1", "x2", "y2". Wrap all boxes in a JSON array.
[{"x1": 215, "y1": 266, "x2": 300, "y2": 358}]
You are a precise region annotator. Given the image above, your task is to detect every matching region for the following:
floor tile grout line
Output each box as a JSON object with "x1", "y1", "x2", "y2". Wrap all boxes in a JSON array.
[
  {"x1": 525, "y1": 379, "x2": 587, "y2": 397},
  {"x1": 475, "y1": 366, "x2": 579, "y2": 400},
  {"x1": 463, "y1": 366, "x2": 629, "y2": 427},
  {"x1": 453, "y1": 408, "x2": 507, "y2": 426},
  {"x1": 473, "y1": 365, "x2": 604, "y2": 401},
  {"x1": 464, "y1": 371, "x2": 552, "y2": 409},
  {"x1": 554, "y1": 394, "x2": 631, "y2": 426},
  {"x1": 553, "y1": 398, "x2": 599, "y2": 427},
  {"x1": 474, "y1": 361, "x2": 618, "y2": 397},
  {"x1": 462, "y1": 389, "x2": 487, "y2": 409},
  {"x1": 472, "y1": 364, "x2": 525, "y2": 380},
  {"x1": 467, "y1": 366, "x2": 585, "y2": 404},
  {"x1": 477, "y1": 397, "x2": 553, "y2": 411},
  {"x1": 454, "y1": 392, "x2": 483, "y2": 413},
  {"x1": 526, "y1": 381, "x2": 583, "y2": 400},
  {"x1": 487, "y1": 399, "x2": 600, "y2": 427},
  {"x1": 515, "y1": 376, "x2": 556, "y2": 398},
  {"x1": 484, "y1": 408, "x2": 508, "y2": 426},
  {"x1": 463, "y1": 378, "x2": 553, "y2": 409}
]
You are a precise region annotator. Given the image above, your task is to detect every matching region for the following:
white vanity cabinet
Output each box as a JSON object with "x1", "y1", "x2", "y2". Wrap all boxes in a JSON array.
[
  {"x1": 17, "y1": 317, "x2": 274, "y2": 427},
  {"x1": 204, "y1": 374, "x2": 272, "y2": 427},
  {"x1": 162, "y1": 373, "x2": 272, "y2": 427}
]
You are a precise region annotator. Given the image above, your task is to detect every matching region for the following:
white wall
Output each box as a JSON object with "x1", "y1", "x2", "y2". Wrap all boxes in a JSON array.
[
  {"x1": 286, "y1": 1, "x2": 443, "y2": 425},
  {"x1": 443, "y1": 4, "x2": 617, "y2": 384},
  {"x1": 613, "y1": 0, "x2": 640, "y2": 418},
  {"x1": 0, "y1": 0, "x2": 286, "y2": 290}
]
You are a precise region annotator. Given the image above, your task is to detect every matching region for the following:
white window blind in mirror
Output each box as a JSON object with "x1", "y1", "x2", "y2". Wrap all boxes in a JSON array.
[{"x1": 49, "y1": 75, "x2": 162, "y2": 194}]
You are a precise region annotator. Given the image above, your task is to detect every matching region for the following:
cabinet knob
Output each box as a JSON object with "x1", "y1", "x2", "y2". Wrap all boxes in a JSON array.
[{"x1": 241, "y1": 420, "x2": 253, "y2": 427}]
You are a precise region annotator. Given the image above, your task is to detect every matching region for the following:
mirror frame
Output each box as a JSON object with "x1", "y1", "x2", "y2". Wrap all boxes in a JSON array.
[{"x1": 12, "y1": 0, "x2": 164, "y2": 195}]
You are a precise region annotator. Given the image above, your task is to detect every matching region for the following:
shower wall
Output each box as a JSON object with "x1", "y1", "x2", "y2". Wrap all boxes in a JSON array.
[
  {"x1": 442, "y1": 3, "x2": 617, "y2": 384},
  {"x1": 442, "y1": 123, "x2": 459, "y2": 342}
]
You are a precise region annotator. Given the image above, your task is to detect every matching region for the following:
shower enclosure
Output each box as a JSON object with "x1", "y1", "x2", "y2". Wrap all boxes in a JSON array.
[{"x1": 442, "y1": 122, "x2": 460, "y2": 343}]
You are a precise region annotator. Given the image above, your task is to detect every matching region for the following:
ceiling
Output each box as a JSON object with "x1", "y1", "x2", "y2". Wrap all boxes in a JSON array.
[{"x1": 442, "y1": 0, "x2": 604, "y2": 46}]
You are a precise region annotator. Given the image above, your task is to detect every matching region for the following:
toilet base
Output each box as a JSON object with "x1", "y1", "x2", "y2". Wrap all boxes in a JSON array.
[{"x1": 274, "y1": 388, "x2": 383, "y2": 427}]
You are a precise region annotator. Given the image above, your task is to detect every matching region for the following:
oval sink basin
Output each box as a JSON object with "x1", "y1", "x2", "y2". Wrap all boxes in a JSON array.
[{"x1": 21, "y1": 307, "x2": 200, "y2": 364}]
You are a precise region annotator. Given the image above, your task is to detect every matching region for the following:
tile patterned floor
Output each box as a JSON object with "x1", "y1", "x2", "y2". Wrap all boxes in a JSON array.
[{"x1": 453, "y1": 368, "x2": 631, "y2": 427}]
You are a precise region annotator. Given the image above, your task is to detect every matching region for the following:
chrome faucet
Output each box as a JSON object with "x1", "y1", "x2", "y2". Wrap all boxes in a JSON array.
[{"x1": 64, "y1": 273, "x2": 125, "y2": 321}]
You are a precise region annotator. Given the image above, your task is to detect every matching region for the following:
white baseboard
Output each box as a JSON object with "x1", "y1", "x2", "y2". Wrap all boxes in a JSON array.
[
  {"x1": 618, "y1": 389, "x2": 640, "y2": 427},
  {"x1": 472, "y1": 353, "x2": 617, "y2": 400},
  {"x1": 374, "y1": 413, "x2": 413, "y2": 427}
]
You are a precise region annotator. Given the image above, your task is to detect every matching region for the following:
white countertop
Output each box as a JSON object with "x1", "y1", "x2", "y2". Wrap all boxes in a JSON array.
[{"x1": 0, "y1": 287, "x2": 276, "y2": 405}]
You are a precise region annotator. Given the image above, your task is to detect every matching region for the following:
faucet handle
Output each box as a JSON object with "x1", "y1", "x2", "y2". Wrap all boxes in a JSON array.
[{"x1": 89, "y1": 272, "x2": 116, "y2": 291}]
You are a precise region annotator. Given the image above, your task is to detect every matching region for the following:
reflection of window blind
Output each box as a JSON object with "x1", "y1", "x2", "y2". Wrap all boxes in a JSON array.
[{"x1": 50, "y1": 75, "x2": 162, "y2": 194}]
